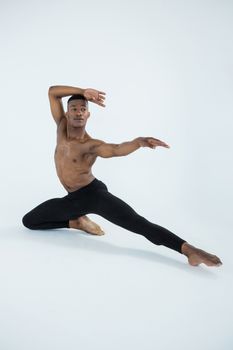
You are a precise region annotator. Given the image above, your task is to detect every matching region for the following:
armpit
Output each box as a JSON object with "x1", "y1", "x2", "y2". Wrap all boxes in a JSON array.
[{"x1": 57, "y1": 118, "x2": 67, "y2": 139}]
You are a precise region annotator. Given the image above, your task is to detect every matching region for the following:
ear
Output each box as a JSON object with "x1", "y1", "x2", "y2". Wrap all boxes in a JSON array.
[
  {"x1": 65, "y1": 112, "x2": 69, "y2": 119},
  {"x1": 87, "y1": 111, "x2": 90, "y2": 118}
]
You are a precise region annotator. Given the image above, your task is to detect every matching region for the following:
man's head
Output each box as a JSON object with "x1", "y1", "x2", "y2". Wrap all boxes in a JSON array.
[{"x1": 66, "y1": 94, "x2": 90, "y2": 128}]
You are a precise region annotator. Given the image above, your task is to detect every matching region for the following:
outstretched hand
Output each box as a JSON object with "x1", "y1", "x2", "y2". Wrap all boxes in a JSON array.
[
  {"x1": 137, "y1": 137, "x2": 170, "y2": 149},
  {"x1": 83, "y1": 88, "x2": 106, "y2": 107}
]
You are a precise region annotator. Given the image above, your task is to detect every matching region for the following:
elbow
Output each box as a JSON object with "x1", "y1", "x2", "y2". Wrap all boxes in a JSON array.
[
  {"x1": 48, "y1": 86, "x2": 53, "y2": 95},
  {"x1": 48, "y1": 86, "x2": 57, "y2": 95}
]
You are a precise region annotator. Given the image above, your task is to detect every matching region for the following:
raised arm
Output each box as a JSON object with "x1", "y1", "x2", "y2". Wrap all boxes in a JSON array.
[
  {"x1": 91, "y1": 137, "x2": 170, "y2": 158},
  {"x1": 48, "y1": 85, "x2": 106, "y2": 125}
]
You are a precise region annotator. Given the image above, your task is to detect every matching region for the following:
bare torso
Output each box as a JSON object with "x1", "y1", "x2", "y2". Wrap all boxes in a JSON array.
[{"x1": 54, "y1": 118, "x2": 98, "y2": 192}]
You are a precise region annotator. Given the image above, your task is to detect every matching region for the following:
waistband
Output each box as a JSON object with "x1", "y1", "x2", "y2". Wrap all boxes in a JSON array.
[{"x1": 67, "y1": 178, "x2": 107, "y2": 196}]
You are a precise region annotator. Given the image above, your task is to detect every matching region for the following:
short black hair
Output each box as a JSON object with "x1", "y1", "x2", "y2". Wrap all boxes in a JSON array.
[{"x1": 67, "y1": 94, "x2": 88, "y2": 105}]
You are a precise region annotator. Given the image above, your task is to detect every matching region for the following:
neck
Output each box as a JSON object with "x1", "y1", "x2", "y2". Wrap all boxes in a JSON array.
[{"x1": 67, "y1": 124, "x2": 87, "y2": 140}]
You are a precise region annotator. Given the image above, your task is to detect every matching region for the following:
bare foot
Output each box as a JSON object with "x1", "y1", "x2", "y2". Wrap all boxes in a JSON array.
[
  {"x1": 69, "y1": 215, "x2": 105, "y2": 236},
  {"x1": 181, "y1": 242, "x2": 223, "y2": 267}
]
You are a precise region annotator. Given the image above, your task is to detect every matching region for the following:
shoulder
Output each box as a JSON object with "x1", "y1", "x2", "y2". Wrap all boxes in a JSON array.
[
  {"x1": 87, "y1": 138, "x2": 115, "y2": 156},
  {"x1": 88, "y1": 138, "x2": 106, "y2": 152}
]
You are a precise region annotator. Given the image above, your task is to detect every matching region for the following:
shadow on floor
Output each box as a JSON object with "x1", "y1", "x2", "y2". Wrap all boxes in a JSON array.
[{"x1": 0, "y1": 226, "x2": 220, "y2": 278}]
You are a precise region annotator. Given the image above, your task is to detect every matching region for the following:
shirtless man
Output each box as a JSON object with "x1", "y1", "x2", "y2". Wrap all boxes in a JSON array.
[{"x1": 22, "y1": 85, "x2": 222, "y2": 267}]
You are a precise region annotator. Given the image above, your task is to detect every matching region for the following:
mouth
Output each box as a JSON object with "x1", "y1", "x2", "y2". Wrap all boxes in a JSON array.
[{"x1": 74, "y1": 118, "x2": 84, "y2": 121}]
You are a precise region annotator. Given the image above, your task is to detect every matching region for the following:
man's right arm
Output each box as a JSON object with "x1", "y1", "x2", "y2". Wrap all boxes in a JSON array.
[
  {"x1": 48, "y1": 85, "x2": 106, "y2": 125},
  {"x1": 48, "y1": 85, "x2": 85, "y2": 125}
]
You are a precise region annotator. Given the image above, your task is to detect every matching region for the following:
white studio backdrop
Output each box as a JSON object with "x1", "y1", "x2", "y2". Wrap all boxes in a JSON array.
[
  {"x1": 1, "y1": 0, "x2": 232, "y2": 238},
  {"x1": 0, "y1": 1, "x2": 233, "y2": 350}
]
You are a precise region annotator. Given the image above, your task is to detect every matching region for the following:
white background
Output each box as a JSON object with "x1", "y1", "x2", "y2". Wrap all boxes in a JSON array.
[{"x1": 0, "y1": 0, "x2": 232, "y2": 349}]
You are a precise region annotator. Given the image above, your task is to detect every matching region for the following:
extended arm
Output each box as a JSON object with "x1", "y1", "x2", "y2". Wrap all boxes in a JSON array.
[
  {"x1": 48, "y1": 85, "x2": 106, "y2": 125},
  {"x1": 92, "y1": 137, "x2": 170, "y2": 158}
]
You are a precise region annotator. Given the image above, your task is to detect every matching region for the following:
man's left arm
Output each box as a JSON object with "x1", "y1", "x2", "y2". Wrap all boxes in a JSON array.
[{"x1": 92, "y1": 137, "x2": 170, "y2": 158}]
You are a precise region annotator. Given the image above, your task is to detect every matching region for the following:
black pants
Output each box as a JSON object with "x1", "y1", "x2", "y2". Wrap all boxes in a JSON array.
[{"x1": 22, "y1": 178, "x2": 186, "y2": 253}]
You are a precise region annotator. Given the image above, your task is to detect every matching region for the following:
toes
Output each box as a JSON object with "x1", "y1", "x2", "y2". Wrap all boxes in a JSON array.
[
  {"x1": 207, "y1": 258, "x2": 222, "y2": 267},
  {"x1": 96, "y1": 228, "x2": 105, "y2": 235},
  {"x1": 212, "y1": 255, "x2": 222, "y2": 265},
  {"x1": 215, "y1": 262, "x2": 222, "y2": 267}
]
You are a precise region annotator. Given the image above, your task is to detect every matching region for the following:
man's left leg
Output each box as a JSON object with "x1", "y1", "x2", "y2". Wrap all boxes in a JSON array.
[{"x1": 94, "y1": 186, "x2": 222, "y2": 267}]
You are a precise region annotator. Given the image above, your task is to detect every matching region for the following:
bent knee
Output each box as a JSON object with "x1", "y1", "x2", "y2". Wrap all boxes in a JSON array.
[{"x1": 22, "y1": 213, "x2": 37, "y2": 230}]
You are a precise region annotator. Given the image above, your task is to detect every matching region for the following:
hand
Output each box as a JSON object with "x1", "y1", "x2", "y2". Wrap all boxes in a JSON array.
[
  {"x1": 137, "y1": 137, "x2": 170, "y2": 149},
  {"x1": 83, "y1": 88, "x2": 106, "y2": 107}
]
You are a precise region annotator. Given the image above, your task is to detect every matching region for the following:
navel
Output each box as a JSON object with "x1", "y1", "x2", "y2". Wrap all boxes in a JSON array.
[{"x1": 72, "y1": 159, "x2": 77, "y2": 163}]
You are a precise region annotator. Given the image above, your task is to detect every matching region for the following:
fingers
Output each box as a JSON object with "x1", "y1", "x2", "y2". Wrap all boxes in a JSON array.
[
  {"x1": 96, "y1": 102, "x2": 106, "y2": 107},
  {"x1": 149, "y1": 138, "x2": 170, "y2": 148},
  {"x1": 98, "y1": 94, "x2": 106, "y2": 103},
  {"x1": 153, "y1": 142, "x2": 170, "y2": 148},
  {"x1": 85, "y1": 89, "x2": 106, "y2": 103},
  {"x1": 89, "y1": 93, "x2": 106, "y2": 107},
  {"x1": 92, "y1": 99, "x2": 106, "y2": 107},
  {"x1": 161, "y1": 143, "x2": 170, "y2": 148}
]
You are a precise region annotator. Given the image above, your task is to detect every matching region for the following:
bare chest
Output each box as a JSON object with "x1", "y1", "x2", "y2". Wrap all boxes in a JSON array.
[{"x1": 54, "y1": 140, "x2": 96, "y2": 167}]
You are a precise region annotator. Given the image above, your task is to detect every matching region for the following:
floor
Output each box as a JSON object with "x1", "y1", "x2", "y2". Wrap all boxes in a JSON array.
[
  {"x1": 1, "y1": 0, "x2": 232, "y2": 348},
  {"x1": 0, "y1": 215, "x2": 232, "y2": 350}
]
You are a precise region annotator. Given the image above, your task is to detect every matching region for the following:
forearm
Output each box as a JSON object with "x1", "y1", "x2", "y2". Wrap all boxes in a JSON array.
[
  {"x1": 114, "y1": 138, "x2": 141, "y2": 156},
  {"x1": 48, "y1": 85, "x2": 84, "y2": 98},
  {"x1": 96, "y1": 137, "x2": 166, "y2": 158}
]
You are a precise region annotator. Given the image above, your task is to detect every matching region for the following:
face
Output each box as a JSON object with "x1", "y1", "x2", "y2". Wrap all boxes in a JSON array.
[{"x1": 66, "y1": 99, "x2": 90, "y2": 128}]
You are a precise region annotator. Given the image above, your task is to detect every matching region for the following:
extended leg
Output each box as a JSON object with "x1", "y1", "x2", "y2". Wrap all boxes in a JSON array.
[
  {"x1": 95, "y1": 189, "x2": 186, "y2": 253},
  {"x1": 94, "y1": 189, "x2": 222, "y2": 266}
]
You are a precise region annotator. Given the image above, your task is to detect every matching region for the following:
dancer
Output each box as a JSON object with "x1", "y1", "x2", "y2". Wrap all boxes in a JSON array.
[{"x1": 22, "y1": 85, "x2": 222, "y2": 267}]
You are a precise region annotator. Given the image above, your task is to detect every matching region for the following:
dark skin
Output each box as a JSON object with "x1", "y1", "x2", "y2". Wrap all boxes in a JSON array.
[{"x1": 48, "y1": 85, "x2": 223, "y2": 267}]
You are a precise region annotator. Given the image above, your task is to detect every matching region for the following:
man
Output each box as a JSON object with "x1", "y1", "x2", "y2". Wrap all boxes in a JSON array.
[{"x1": 22, "y1": 85, "x2": 222, "y2": 267}]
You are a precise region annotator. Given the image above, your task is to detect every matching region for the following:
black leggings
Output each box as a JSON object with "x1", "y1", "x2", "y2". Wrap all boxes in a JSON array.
[{"x1": 22, "y1": 178, "x2": 186, "y2": 253}]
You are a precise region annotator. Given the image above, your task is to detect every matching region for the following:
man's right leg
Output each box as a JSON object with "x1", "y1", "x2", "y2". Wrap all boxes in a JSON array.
[
  {"x1": 22, "y1": 197, "x2": 73, "y2": 229},
  {"x1": 22, "y1": 194, "x2": 104, "y2": 234}
]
